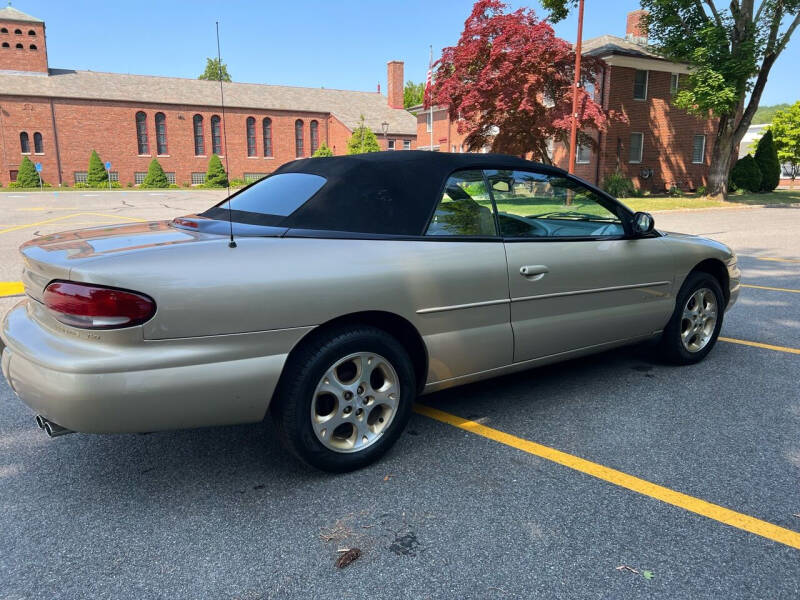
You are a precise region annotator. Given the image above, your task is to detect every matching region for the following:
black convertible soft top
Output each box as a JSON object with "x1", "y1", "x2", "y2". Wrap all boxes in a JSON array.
[{"x1": 273, "y1": 151, "x2": 568, "y2": 236}]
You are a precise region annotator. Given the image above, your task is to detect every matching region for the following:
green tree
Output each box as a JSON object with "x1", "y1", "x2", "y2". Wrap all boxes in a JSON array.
[
  {"x1": 404, "y1": 80, "x2": 425, "y2": 109},
  {"x1": 86, "y1": 150, "x2": 108, "y2": 187},
  {"x1": 772, "y1": 101, "x2": 800, "y2": 185},
  {"x1": 753, "y1": 128, "x2": 781, "y2": 191},
  {"x1": 141, "y1": 159, "x2": 169, "y2": 188},
  {"x1": 312, "y1": 142, "x2": 334, "y2": 157},
  {"x1": 730, "y1": 154, "x2": 762, "y2": 192},
  {"x1": 205, "y1": 153, "x2": 228, "y2": 187},
  {"x1": 346, "y1": 115, "x2": 381, "y2": 154},
  {"x1": 15, "y1": 156, "x2": 40, "y2": 187},
  {"x1": 541, "y1": 0, "x2": 800, "y2": 200},
  {"x1": 198, "y1": 57, "x2": 232, "y2": 82},
  {"x1": 753, "y1": 102, "x2": 792, "y2": 124}
]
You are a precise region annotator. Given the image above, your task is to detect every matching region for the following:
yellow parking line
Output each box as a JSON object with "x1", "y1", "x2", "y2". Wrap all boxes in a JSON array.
[
  {"x1": 756, "y1": 257, "x2": 800, "y2": 264},
  {"x1": 0, "y1": 281, "x2": 24, "y2": 297},
  {"x1": 719, "y1": 337, "x2": 800, "y2": 355},
  {"x1": 0, "y1": 213, "x2": 90, "y2": 235},
  {"x1": 81, "y1": 212, "x2": 145, "y2": 223},
  {"x1": 414, "y1": 404, "x2": 800, "y2": 551},
  {"x1": 741, "y1": 283, "x2": 800, "y2": 293}
]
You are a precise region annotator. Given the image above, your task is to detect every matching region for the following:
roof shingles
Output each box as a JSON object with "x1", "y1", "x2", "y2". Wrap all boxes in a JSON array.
[{"x1": 0, "y1": 68, "x2": 417, "y2": 135}]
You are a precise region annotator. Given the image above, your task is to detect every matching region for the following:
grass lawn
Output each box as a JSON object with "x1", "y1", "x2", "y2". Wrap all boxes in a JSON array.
[{"x1": 619, "y1": 188, "x2": 800, "y2": 212}]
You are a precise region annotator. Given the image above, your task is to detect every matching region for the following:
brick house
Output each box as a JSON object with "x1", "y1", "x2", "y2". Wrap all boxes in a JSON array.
[
  {"x1": 0, "y1": 6, "x2": 416, "y2": 188},
  {"x1": 415, "y1": 11, "x2": 717, "y2": 193}
]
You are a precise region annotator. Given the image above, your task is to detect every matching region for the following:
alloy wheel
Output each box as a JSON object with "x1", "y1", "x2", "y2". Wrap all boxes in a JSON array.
[
  {"x1": 310, "y1": 352, "x2": 400, "y2": 453},
  {"x1": 680, "y1": 287, "x2": 718, "y2": 353}
]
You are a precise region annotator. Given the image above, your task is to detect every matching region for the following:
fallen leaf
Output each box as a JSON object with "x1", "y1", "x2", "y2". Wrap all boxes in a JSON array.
[
  {"x1": 335, "y1": 548, "x2": 361, "y2": 568},
  {"x1": 616, "y1": 565, "x2": 639, "y2": 574},
  {"x1": 642, "y1": 570, "x2": 654, "y2": 580}
]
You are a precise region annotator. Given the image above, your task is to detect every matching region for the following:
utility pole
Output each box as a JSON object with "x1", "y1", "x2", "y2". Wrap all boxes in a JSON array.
[{"x1": 567, "y1": 0, "x2": 585, "y2": 175}]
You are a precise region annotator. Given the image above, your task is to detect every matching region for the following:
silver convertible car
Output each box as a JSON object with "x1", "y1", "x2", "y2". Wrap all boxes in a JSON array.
[{"x1": 1, "y1": 152, "x2": 739, "y2": 471}]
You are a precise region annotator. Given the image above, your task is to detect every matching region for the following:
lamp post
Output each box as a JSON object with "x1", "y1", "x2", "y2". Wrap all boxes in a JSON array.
[
  {"x1": 381, "y1": 121, "x2": 389, "y2": 150},
  {"x1": 567, "y1": 0, "x2": 585, "y2": 175}
]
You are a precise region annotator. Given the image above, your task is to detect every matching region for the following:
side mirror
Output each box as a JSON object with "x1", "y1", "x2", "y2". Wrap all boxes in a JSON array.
[{"x1": 632, "y1": 211, "x2": 655, "y2": 236}]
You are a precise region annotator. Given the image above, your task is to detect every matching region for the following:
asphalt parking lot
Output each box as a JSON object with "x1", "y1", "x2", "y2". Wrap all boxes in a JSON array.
[{"x1": 1, "y1": 191, "x2": 799, "y2": 599}]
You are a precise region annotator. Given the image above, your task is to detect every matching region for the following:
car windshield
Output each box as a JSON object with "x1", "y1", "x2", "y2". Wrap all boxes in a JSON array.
[{"x1": 201, "y1": 173, "x2": 327, "y2": 226}]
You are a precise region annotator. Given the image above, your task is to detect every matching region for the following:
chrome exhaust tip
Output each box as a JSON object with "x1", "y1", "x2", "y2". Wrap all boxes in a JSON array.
[{"x1": 36, "y1": 416, "x2": 74, "y2": 438}]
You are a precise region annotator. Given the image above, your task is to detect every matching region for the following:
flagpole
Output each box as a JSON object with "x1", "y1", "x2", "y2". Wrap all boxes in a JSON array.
[{"x1": 429, "y1": 45, "x2": 434, "y2": 152}]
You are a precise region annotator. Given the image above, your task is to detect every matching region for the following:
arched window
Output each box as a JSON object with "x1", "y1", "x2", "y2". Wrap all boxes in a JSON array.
[
  {"x1": 15, "y1": 43, "x2": 23, "y2": 49},
  {"x1": 14, "y1": 29, "x2": 22, "y2": 35},
  {"x1": 193, "y1": 115, "x2": 204, "y2": 156},
  {"x1": 135, "y1": 111, "x2": 149, "y2": 155},
  {"x1": 155, "y1": 112, "x2": 167, "y2": 155},
  {"x1": 29, "y1": 44, "x2": 36, "y2": 50},
  {"x1": 1, "y1": 28, "x2": 8, "y2": 34},
  {"x1": 310, "y1": 120, "x2": 319, "y2": 155},
  {"x1": 295, "y1": 119, "x2": 304, "y2": 158},
  {"x1": 262, "y1": 118, "x2": 272, "y2": 157},
  {"x1": 33, "y1": 132, "x2": 43, "y2": 154},
  {"x1": 1, "y1": 43, "x2": 8, "y2": 48},
  {"x1": 20, "y1": 132, "x2": 30, "y2": 153},
  {"x1": 211, "y1": 115, "x2": 222, "y2": 155},
  {"x1": 28, "y1": 30, "x2": 36, "y2": 36},
  {"x1": 246, "y1": 117, "x2": 256, "y2": 157}
]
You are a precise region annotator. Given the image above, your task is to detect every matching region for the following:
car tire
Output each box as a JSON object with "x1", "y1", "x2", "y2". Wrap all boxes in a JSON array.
[
  {"x1": 271, "y1": 325, "x2": 416, "y2": 472},
  {"x1": 659, "y1": 271, "x2": 725, "y2": 365}
]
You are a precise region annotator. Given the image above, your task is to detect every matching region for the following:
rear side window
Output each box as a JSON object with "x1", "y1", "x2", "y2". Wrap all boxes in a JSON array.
[
  {"x1": 203, "y1": 173, "x2": 326, "y2": 225},
  {"x1": 426, "y1": 170, "x2": 497, "y2": 237}
]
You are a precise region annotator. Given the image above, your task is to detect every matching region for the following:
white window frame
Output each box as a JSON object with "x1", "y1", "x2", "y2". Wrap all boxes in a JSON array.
[
  {"x1": 191, "y1": 172, "x2": 206, "y2": 185},
  {"x1": 73, "y1": 171, "x2": 88, "y2": 184},
  {"x1": 165, "y1": 172, "x2": 176, "y2": 185},
  {"x1": 387, "y1": 139, "x2": 395, "y2": 150},
  {"x1": 692, "y1": 134, "x2": 706, "y2": 164},
  {"x1": 426, "y1": 112, "x2": 432, "y2": 133},
  {"x1": 629, "y1": 132, "x2": 644, "y2": 164},
  {"x1": 670, "y1": 73, "x2": 680, "y2": 95},
  {"x1": 403, "y1": 140, "x2": 411, "y2": 150},
  {"x1": 633, "y1": 70, "x2": 648, "y2": 100},
  {"x1": 576, "y1": 143, "x2": 591, "y2": 164},
  {"x1": 108, "y1": 171, "x2": 119, "y2": 182},
  {"x1": 134, "y1": 172, "x2": 147, "y2": 185}
]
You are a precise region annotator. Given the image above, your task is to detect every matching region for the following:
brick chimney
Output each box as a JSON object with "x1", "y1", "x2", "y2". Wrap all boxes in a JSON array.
[
  {"x1": 387, "y1": 61, "x2": 404, "y2": 109},
  {"x1": 625, "y1": 10, "x2": 648, "y2": 45}
]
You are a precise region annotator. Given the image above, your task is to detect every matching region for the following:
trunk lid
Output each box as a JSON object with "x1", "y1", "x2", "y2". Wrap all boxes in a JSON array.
[{"x1": 20, "y1": 220, "x2": 225, "y2": 302}]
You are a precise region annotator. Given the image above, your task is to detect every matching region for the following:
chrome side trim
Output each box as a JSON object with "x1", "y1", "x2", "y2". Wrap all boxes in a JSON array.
[
  {"x1": 416, "y1": 298, "x2": 511, "y2": 315},
  {"x1": 511, "y1": 280, "x2": 671, "y2": 304}
]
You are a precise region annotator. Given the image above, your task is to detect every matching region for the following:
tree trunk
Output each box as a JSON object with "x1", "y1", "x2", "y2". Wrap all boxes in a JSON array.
[{"x1": 707, "y1": 114, "x2": 737, "y2": 201}]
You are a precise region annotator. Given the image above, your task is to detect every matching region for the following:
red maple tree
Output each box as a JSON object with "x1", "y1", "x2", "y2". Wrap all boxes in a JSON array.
[{"x1": 429, "y1": 0, "x2": 618, "y2": 160}]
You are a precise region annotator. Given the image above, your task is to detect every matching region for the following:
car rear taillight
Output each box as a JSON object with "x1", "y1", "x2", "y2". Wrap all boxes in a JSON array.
[{"x1": 43, "y1": 281, "x2": 156, "y2": 329}]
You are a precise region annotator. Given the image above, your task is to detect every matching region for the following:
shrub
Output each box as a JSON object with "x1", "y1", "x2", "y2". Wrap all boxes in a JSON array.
[
  {"x1": 696, "y1": 185, "x2": 707, "y2": 196},
  {"x1": 753, "y1": 129, "x2": 780, "y2": 192},
  {"x1": 601, "y1": 171, "x2": 635, "y2": 197},
  {"x1": 229, "y1": 178, "x2": 246, "y2": 188},
  {"x1": 73, "y1": 182, "x2": 90, "y2": 189},
  {"x1": 205, "y1": 154, "x2": 228, "y2": 188},
  {"x1": 312, "y1": 142, "x2": 334, "y2": 157},
  {"x1": 667, "y1": 185, "x2": 683, "y2": 197},
  {"x1": 86, "y1": 150, "x2": 108, "y2": 187},
  {"x1": 141, "y1": 159, "x2": 169, "y2": 188},
  {"x1": 16, "y1": 156, "x2": 41, "y2": 187},
  {"x1": 730, "y1": 154, "x2": 762, "y2": 192}
]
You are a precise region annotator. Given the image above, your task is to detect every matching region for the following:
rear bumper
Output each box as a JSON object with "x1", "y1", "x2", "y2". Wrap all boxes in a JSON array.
[{"x1": 1, "y1": 300, "x2": 312, "y2": 433}]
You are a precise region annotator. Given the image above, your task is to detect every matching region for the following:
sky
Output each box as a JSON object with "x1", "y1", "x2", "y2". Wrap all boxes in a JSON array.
[{"x1": 13, "y1": 0, "x2": 800, "y2": 106}]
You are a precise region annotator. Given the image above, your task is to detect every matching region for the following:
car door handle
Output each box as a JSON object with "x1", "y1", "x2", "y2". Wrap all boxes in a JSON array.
[{"x1": 519, "y1": 265, "x2": 549, "y2": 280}]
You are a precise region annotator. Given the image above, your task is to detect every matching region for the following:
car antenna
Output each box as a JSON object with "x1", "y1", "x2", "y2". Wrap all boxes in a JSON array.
[{"x1": 216, "y1": 21, "x2": 236, "y2": 248}]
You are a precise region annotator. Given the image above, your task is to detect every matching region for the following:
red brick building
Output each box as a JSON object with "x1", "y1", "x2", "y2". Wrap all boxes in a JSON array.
[
  {"x1": 415, "y1": 11, "x2": 717, "y2": 193},
  {"x1": 0, "y1": 6, "x2": 416, "y2": 188}
]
